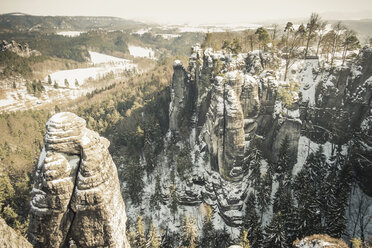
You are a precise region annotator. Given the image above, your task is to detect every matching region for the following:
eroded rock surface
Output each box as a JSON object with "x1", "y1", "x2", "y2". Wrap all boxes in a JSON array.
[
  {"x1": 28, "y1": 112, "x2": 130, "y2": 248},
  {"x1": 0, "y1": 217, "x2": 32, "y2": 248}
]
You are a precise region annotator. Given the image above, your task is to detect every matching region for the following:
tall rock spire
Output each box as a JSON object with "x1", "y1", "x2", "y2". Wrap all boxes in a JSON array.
[{"x1": 28, "y1": 112, "x2": 130, "y2": 248}]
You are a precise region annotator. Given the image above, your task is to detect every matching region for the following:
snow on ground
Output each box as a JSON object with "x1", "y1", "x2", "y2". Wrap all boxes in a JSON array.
[
  {"x1": 128, "y1": 46, "x2": 155, "y2": 59},
  {"x1": 1, "y1": 51, "x2": 138, "y2": 112},
  {"x1": 46, "y1": 51, "x2": 137, "y2": 88},
  {"x1": 298, "y1": 59, "x2": 319, "y2": 106},
  {"x1": 293, "y1": 136, "x2": 348, "y2": 176},
  {"x1": 89, "y1": 51, "x2": 131, "y2": 65},
  {"x1": 132, "y1": 28, "x2": 152, "y2": 35},
  {"x1": 56, "y1": 31, "x2": 83, "y2": 37}
]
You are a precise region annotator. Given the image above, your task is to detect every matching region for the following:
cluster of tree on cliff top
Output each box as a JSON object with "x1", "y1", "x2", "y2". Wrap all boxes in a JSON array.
[{"x1": 201, "y1": 13, "x2": 367, "y2": 82}]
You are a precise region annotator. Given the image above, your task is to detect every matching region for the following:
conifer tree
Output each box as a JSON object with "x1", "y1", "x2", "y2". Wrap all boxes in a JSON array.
[
  {"x1": 276, "y1": 135, "x2": 292, "y2": 185},
  {"x1": 47, "y1": 75, "x2": 52, "y2": 85},
  {"x1": 135, "y1": 216, "x2": 146, "y2": 248},
  {"x1": 151, "y1": 173, "x2": 163, "y2": 210},
  {"x1": 243, "y1": 192, "x2": 263, "y2": 248},
  {"x1": 147, "y1": 223, "x2": 161, "y2": 248},
  {"x1": 304, "y1": 13, "x2": 321, "y2": 57},
  {"x1": 264, "y1": 212, "x2": 287, "y2": 248},
  {"x1": 124, "y1": 159, "x2": 145, "y2": 205},
  {"x1": 248, "y1": 147, "x2": 262, "y2": 193},
  {"x1": 169, "y1": 167, "x2": 179, "y2": 220},
  {"x1": 216, "y1": 226, "x2": 232, "y2": 248},
  {"x1": 127, "y1": 226, "x2": 137, "y2": 247},
  {"x1": 201, "y1": 204, "x2": 216, "y2": 248},
  {"x1": 180, "y1": 215, "x2": 198, "y2": 248},
  {"x1": 257, "y1": 172, "x2": 272, "y2": 220},
  {"x1": 239, "y1": 230, "x2": 251, "y2": 248},
  {"x1": 64, "y1": 78, "x2": 69, "y2": 88},
  {"x1": 255, "y1": 27, "x2": 270, "y2": 53},
  {"x1": 324, "y1": 149, "x2": 351, "y2": 238}
]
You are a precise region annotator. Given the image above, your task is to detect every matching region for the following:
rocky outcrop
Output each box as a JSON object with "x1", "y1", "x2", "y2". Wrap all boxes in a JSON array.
[
  {"x1": 169, "y1": 60, "x2": 189, "y2": 133},
  {"x1": 165, "y1": 45, "x2": 302, "y2": 226},
  {"x1": 0, "y1": 217, "x2": 32, "y2": 248},
  {"x1": 293, "y1": 234, "x2": 348, "y2": 248},
  {"x1": 28, "y1": 112, "x2": 130, "y2": 248},
  {"x1": 170, "y1": 45, "x2": 300, "y2": 181},
  {"x1": 1, "y1": 40, "x2": 40, "y2": 57},
  {"x1": 203, "y1": 74, "x2": 245, "y2": 180}
]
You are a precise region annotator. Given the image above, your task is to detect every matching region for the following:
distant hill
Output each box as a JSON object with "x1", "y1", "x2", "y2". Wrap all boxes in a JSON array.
[
  {"x1": 0, "y1": 13, "x2": 148, "y2": 32},
  {"x1": 330, "y1": 19, "x2": 372, "y2": 41}
]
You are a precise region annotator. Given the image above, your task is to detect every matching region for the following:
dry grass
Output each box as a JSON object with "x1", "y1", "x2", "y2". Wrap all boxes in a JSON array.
[{"x1": 0, "y1": 89, "x2": 6, "y2": 99}]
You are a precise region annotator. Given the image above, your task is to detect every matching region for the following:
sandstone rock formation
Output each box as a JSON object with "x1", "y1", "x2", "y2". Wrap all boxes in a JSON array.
[
  {"x1": 293, "y1": 234, "x2": 348, "y2": 248},
  {"x1": 1, "y1": 40, "x2": 40, "y2": 57},
  {"x1": 0, "y1": 217, "x2": 32, "y2": 248},
  {"x1": 28, "y1": 112, "x2": 130, "y2": 248},
  {"x1": 169, "y1": 44, "x2": 300, "y2": 182}
]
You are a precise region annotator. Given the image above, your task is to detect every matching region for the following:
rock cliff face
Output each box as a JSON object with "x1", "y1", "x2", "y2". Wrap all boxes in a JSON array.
[
  {"x1": 0, "y1": 217, "x2": 32, "y2": 248},
  {"x1": 28, "y1": 112, "x2": 130, "y2": 248},
  {"x1": 170, "y1": 45, "x2": 300, "y2": 181},
  {"x1": 163, "y1": 44, "x2": 372, "y2": 229}
]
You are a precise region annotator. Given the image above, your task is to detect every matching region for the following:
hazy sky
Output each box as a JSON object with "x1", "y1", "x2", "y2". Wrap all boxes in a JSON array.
[{"x1": 2, "y1": 0, "x2": 372, "y2": 24}]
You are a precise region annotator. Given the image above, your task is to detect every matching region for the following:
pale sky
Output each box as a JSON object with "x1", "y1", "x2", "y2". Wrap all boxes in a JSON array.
[{"x1": 1, "y1": 0, "x2": 372, "y2": 24}]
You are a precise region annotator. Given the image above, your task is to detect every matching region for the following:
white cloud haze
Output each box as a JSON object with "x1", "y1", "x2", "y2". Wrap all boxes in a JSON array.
[{"x1": 1, "y1": 0, "x2": 372, "y2": 24}]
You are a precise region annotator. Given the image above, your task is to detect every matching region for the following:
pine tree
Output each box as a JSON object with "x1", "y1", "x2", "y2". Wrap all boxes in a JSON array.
[
  {"x1": 151, "y1": 173, "x2": 163, "y2": 210},
  {"x1": 304, "y1": 13, "x2": 321, "y2": 57},
  {"x1": 147, "y1": 223, "x2": 161, "y2": 248},
  {"x1": 169, "y1": 186, "x2": 178, "y2": 219},
  {"x1": 180, "y1": 215, "x2": 198, "y2": 248},
  {"x1": 124, "y1": 159, "x2": 144, "y2": 205},
  {"x1": 264, "y1": 212, "x2": 287, "y2": 248},
  {"x1": 215, "y1": 226, "x2": 232, "y2": 248},
  {"x1": 201, "y1": 204, "x2": 216, "y2": 248},
  {"x1": 273, "y1": 183, "x2": 299, "y2": 244},
  {"x1": 64, "y1": 78, "x2": 69, "y2": 88},
  {"x1": 248, "y1": 147, "x2": 262, "y2": 193},
  {"x1": 293, "y1": 148, "x2": 327, "y2": 237},
  {"x1": 47, "y1": 75, "x2": 52, "y2": 85},
  {"x1": 255, "y1": 27, "x2": 270, "y2": 53},
  {"x1": 257, "y1": 172, "x2": 272, "y2": 220},
  {"x1": 239, "y1": 230, "x2": 251, "y2": 248},
  {"x1": 75, "y1": 79, "x2": 79, "y2": 87},
  {"x1": 169, "y1": 168, "x2": 179, "y2": 220},
  {"x1": 242, "y1": 193, "x2": 263, "y2": 248},
  {"x1": 324, "y1": 149, "x2": 351, "y2": 238},
  {"x1": 127, "y1": 226, "x2": 137, "y2": 247},
  {"x1": 135, "y1": 216, "x2": 146, "y2": 248},
  {"x1": 275, "y1": 135, "x2": 292, "y2": 185}
]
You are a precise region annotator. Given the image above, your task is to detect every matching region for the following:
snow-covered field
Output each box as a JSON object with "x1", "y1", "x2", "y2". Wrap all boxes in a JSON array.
[
  {"x1": 0, "y1": 51, "x2": 137, "y2": 112},
  {"x1": 56, "y1": 31, "x2": 83, "y2": 37},
  {"x1": 128, "y1": 46, "x2": 155, "y2": 59},
  {"x1": 89, "y1": 51, "x2": 131, "y2": 65},
  {"x1": 46, "y1": 51, "x2": 137, "y2": 88}
]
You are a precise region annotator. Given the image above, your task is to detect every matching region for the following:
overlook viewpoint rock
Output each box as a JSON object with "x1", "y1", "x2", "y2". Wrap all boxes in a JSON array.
[{"x1": 28, "y1": 112, "x2": 130, "y2": 248}]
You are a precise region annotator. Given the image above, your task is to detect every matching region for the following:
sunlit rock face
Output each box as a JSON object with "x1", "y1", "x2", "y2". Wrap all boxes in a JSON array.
[{"x1": 28, "y1": 112, "x2": 130, "y2": 248}]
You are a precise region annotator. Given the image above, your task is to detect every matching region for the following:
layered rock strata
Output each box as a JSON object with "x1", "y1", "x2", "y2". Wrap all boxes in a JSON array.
[{"x1": 28, "y1": 112, "x2": 130, "y2": 248}]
